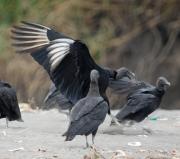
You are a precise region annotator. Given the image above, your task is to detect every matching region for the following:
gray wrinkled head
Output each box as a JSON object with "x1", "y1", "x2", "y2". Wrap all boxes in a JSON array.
[
  {"x1": 90, "y1": 69, "x2": 100, "y2": 83},
  {"x1": 116, "y1": 67, "x2": 135, "y2": 80},
  {"x1": 156, "y1": 77, "x2": 170, "y2": 90}
]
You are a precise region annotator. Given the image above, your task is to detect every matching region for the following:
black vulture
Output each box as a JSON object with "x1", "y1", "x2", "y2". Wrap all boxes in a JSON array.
[
  {"x1": 63, "y1": 70, "x2": 109, "y2": 147},
  {"x1": 114, "y1": 77, "x2": 170, "y2": 124},
  {"x1": 11, "y1": 21, "x2": 134, "y2": 118},
  {"x1": 0, "y1": 81, "x2": 23, "y2": 127}
]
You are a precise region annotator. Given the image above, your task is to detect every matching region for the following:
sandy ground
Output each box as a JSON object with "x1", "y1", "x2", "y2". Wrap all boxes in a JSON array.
[{"x1": 0, "y1": 109, "x2": 180, "y2": 159}]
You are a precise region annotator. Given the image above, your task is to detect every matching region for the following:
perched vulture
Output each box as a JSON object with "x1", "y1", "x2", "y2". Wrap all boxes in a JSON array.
[
  {"x1": 114, "y1": 77, "x2": 170, "y2": 124},
  {"x1": 63, "y1": 70, "x2": 109, "y2": 147},
  {"x1": 11, "y1": 21, "x2": 134, "y2": 115},
  {"x1": 0, "y1": 81, "x2": 23, "y2": 127}
]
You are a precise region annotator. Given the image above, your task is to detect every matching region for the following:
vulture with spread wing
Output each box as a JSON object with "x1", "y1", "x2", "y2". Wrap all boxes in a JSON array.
[{"x1": 11, "y1": 21, "x2": 134, "y2": 114}]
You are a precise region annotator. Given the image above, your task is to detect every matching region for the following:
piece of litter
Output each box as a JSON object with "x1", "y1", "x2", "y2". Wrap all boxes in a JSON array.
[
  {"x1": 148, "y1": 116, "x2": 158, "y2": 121},
  {"x1": 128, "y1": 141, "x2": 142, "y2": 147},
  {"x1": 8, "y1": 147, "x2": 24, "y2": 152},
  {"x1": 138, "y1": 135, "x2": 148, "y2": 138},
  {"x1": 157, "y1": 118, "x2": 168, "y2": 121},
  {"x1": 139, "y1": 149, "x2": 147, "y2": 152},
  {"x1": 38, "y1": 148, "x2": 46, "y2": 152},
  {"x1": 114, "y1": 150, "x2": 126, "y2": 157},
  {"x1": 15, "y1": 140, "x2": 23, "y2": 143},
  {"x1": 2, "y1": 131, "x2": 7, "y2": 136}
]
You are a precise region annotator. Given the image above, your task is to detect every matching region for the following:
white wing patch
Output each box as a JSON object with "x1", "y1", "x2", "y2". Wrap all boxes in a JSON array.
[
  {"x1": 53, "y1": 38, "x2": 74, "y2": 44},
  {"x1": 47, "y1": 43, "x2": 69, "y2": 50},
  {"x1": 48, "y1": 47, "x2": 68, "y2": 56},
  {"x1": 47, "y1": 39, "x2": 74, "y2": 72},
  {"x1": 12, "y1": 22, "x2": 75, "y2": 72}
]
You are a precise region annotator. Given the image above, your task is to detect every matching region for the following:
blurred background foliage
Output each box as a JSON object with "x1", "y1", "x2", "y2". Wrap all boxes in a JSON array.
[{"x1": 0, "y1": 0, "x2": 180, "y2": 109}]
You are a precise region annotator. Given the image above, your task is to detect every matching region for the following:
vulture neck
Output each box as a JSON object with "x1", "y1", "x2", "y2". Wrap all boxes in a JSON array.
[{"x1": 87, "y1": 81, "x2": 100, "y2": 97}]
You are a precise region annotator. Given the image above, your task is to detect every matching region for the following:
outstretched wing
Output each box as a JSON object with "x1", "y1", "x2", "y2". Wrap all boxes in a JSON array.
[
  {"x1": 11, "y1": 21, "x2": 105, "y2": 104},
  {"x1": 116, "y1": 92, "x2": 158, "y2": 122},
  {"x1": 109, "y1": 77, "x2": 152, "y2": 94}
]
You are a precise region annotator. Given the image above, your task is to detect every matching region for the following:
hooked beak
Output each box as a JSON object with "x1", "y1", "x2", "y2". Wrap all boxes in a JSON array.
[
  {"x1": 128, "y1": 71, "x2": 136, "y2": 79},
  {"x1": 166, "y1": 81, "x2": 171, "y2": 87}
]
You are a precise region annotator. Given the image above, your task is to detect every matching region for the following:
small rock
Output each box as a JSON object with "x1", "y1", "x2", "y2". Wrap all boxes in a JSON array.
[{"x1": 8, "y1": 147, "x2": 24, "y2": 152}]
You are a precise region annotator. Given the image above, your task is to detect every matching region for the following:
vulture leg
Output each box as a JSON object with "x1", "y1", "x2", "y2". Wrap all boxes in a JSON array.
[
  {"x1": 109, "y1": 114, "x2": 122, "y2": 126},
  {"x1": 85, "y1": 136, "x2": 89, "y2": 148},
  {"x1": 92, "y1": 136, "x2": 95, "y2": 145},
  {"x1": 139, "y1": 120, "x2": 153, "y2": 134},
  {"x1": 142, "y1": 127, "x2": 153, "y2": 134},
  {"x1": 6, "y1": 118, "x2": 9, "y2": 128},
  {"x1": 92, "y1": 129, "x2": 97, "y2": 145}
]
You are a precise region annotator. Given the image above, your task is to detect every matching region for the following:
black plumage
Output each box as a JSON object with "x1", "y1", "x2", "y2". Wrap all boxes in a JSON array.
[
  {"x1": 108, "y1": 67, "x2": 148, "y2": 95},
  {"x1": 11, "y1": 22, "x2": 108, "y2": 105},
  {"x1": 0, "y1": 81, "x2": 23, "y2": 127},
  {"x1": 43, "y1": 83, "x2": 73, "y2": 115},
  {"x1": 115, "y1": 77, "x2": 170, "y2": 123},
  {"x1": 44, "y1": 67, "x2": 134, "y2": 114},
  {"x1": 63, "y1": 70, "x2": 109, "y2": 147},
  {"x1": 11, "y1": 22, "x2": 134, "y2": 114}
]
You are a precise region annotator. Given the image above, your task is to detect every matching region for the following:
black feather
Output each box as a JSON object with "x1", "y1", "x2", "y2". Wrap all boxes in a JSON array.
[
  {"x1": 115, "y1": 78, "x2": 169, "y2": 123},
  {"x1": 0, "y1": 81, "x2": 23, "y2": 122},
  {"x1": 11, "y1": 22, "x2": 110, "y2": 106}
]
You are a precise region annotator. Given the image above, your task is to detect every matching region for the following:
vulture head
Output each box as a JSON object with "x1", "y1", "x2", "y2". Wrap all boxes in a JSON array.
[
  {"x1": 90, "y1": 69, "x2": 100, "y2": 84},
  {"x1": 116, "y1": 67, "x2": 135, "y2": 80},
  {"x1": 156, "y1": 77, "x2": 171, "y2": 91}
]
